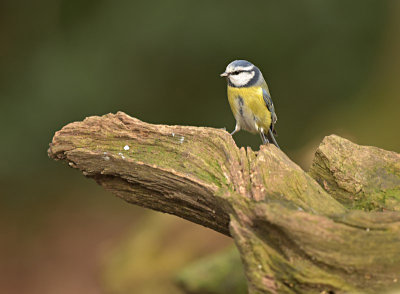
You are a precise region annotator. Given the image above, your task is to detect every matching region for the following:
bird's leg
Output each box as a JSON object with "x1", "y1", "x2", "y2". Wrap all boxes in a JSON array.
[
  {"x1": 230, "y1": 123, "x2": 240, "y2": 136},
  {"x1": 259, "y1": 128, "x2": 269, "y2": 144}
]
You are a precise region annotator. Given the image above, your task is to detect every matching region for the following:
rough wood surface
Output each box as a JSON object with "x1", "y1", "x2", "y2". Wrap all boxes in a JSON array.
[
  {"x1": 48, "y1": 112, "x2": 400, "y2": 294},
  {"x1": 310, "y1": 135, "x2": 400, "y2": 210}
]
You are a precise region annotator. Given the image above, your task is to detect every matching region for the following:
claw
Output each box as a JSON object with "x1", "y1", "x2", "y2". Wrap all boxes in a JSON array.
[{"x1": 230, "y1": 124, "x2": 240, "y2": 136}]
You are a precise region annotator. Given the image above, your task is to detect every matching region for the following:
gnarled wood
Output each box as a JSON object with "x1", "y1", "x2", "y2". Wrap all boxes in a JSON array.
[
  {"x1": 48, "y1": 112, "x2": 400, "y2": 294},
  {"x1": 310, "y1": 135, "x2": 400, "y2": 211}
]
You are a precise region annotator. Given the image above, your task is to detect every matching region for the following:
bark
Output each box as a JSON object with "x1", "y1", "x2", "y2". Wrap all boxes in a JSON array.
[{"x1": 48, "y1": 112, "x2": 400, "y2": 294}]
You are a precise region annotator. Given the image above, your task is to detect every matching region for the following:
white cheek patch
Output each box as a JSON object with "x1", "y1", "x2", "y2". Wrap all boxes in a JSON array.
[{"x1": 229, "y1": 71, "x2": 255, "y2": 87}]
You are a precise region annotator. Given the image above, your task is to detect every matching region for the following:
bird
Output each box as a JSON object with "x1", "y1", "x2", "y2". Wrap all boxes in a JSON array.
[{"x1": 220, "y1": 60, "x2": 279, "y2": 148}]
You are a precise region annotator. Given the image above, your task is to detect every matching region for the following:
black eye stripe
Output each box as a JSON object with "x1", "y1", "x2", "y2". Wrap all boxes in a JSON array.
[{"x1": 231, "y1": 70, "x2": 252, "y2": 75}]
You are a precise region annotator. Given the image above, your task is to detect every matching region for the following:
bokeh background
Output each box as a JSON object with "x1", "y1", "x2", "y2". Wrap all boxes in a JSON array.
[{"x1": 1, "y1": 0, "x2": 399, "y2": 293}]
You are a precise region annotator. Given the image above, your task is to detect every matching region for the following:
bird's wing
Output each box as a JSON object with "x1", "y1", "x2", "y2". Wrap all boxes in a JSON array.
[{"x1": 262, "y1": 88, "x2": 277, "y2": 134}]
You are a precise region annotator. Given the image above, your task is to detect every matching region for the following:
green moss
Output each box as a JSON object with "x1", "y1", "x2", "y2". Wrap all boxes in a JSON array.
[
  {"x1": 73, "y1": 132, "x2": 233, "y2": 188},
  {"x1": 350, "y1": 188, "x2": 400, "y2": 211}
]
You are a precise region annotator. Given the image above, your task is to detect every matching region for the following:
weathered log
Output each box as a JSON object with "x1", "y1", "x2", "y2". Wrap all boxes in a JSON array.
[{"x1": 48, "y1": 112, "x2": 400, "y2": 294}]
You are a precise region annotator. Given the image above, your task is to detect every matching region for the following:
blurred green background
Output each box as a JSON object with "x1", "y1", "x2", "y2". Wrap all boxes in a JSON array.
[{"x1": 1, "y1": 0, "x2": 399, "y2": 293}]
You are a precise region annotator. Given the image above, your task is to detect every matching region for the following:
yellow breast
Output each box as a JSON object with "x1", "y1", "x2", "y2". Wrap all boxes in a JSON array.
[{"x1": 227, "y1": 86, "x2": 271, "y2": 133}]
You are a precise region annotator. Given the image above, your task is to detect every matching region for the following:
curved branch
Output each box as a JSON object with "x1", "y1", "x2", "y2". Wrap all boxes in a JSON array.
[{"x1": 48, "y1": 112, "x2": 241, "y2": 235}]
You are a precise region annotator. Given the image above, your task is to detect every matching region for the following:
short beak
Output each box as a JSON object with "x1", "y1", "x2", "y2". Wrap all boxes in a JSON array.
[{"x1": 220, "y1": 72, "x2": 228, "y2": 77}]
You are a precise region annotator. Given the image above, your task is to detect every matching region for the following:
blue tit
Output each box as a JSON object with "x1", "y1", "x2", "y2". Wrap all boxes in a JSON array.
[{"x1": 220, "y1": 60, "x2": 280, "y2": 148}]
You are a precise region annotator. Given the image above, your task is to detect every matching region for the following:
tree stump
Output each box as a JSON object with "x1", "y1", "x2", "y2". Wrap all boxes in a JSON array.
[{"x1": 48, "y1": 112, "x2": 400, "y2": 294}]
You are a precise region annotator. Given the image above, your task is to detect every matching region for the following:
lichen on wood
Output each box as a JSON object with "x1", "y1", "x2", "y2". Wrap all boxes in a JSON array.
[{"x1": 48, "y1": 112, "x2": 400, "y2": 294}]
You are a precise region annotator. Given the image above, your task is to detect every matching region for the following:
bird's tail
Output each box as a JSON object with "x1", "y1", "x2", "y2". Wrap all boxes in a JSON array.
[{"x1": 267, "y1": 128, "x2": 280, "y2": 149}]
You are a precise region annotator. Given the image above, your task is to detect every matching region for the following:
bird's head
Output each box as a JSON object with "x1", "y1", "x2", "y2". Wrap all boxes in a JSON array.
[{"x1": 220, "y1": 60, "x2": 262, "y2": 87}]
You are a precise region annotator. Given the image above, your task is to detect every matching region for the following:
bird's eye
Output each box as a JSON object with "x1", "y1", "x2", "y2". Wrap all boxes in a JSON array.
[{"x1": 231, "y1": 71, "x2": 241, "y2": 75}]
